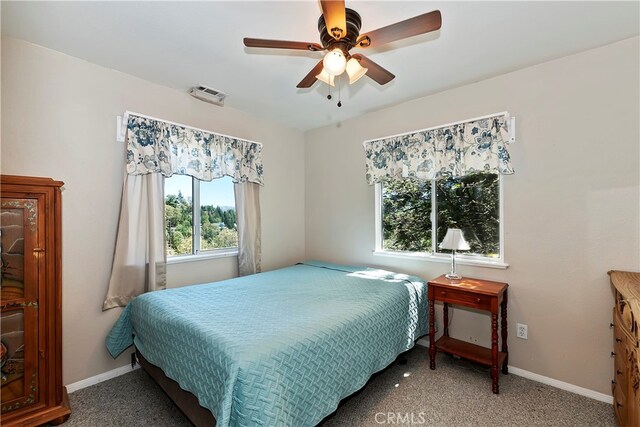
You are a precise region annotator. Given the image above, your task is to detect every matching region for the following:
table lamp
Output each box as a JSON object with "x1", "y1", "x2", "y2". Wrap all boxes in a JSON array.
[{"x1": 439, "y1": 228, "x2": 470, "y2": 280}]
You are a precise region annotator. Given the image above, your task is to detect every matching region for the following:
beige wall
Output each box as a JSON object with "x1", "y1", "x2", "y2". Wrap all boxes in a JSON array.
[
  {"x1": 2, "y1": 33, "x2": 638, "y2": 397},
  {"x1": 0, "y1": 37, "x2": 306, "y2": 384},
  {"x1": 304, "y1": 37, "x2": 640, "y2": 395}
]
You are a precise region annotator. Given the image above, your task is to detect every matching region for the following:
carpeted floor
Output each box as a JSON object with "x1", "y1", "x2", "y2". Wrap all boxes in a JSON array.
[{"x1": 60, "y1": 347, "x2": 614, "y2": 426}]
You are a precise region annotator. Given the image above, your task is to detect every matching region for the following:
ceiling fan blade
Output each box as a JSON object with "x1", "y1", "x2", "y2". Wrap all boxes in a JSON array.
[
  {"x1": 356, "y1": 10, "x2": 442, "y2": 48},
  {"x1": 320, "y1": 0, "x2": 347, "y2": 40},
  {"x1": 351, "y1": 54, "x2": 395, "y2": 85},
  {"x1": 244, "y1": 38, "x2": 324, "y2": 51},
  {"x1": 297, "y1": 61, "x2": 325, "y2": 88}
]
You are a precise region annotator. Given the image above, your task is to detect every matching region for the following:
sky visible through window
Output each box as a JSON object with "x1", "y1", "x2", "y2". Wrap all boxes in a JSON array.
[{"x1": 164, "y1": 175, "x2": 235, "y2": 207}]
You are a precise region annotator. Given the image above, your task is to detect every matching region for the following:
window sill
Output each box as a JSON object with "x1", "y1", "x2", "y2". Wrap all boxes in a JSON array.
[
  {"x1": 372, "y1": 250, "x2": 509, "y2": 269},
  {"x1": 167, "y1": 249, "x2": 238, "y2": 265}
]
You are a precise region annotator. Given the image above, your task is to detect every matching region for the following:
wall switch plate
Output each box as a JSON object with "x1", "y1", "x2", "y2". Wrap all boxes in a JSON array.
[{"x1": 516, "y1": 323, "x2": 528, "y2": 339}]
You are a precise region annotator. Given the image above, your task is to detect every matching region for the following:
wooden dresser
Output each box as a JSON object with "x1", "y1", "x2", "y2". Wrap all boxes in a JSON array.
[
  {"x1": 609, "y1": 270, "x2": 640, "y2": 427},
  {"x1": 1, "y1": 175, "x2": 70, "y2": 426}
]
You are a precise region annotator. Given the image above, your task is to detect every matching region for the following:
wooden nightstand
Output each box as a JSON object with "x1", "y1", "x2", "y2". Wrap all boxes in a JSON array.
[{"x1": 428, "y1": 274, "x2": 509, "y2": 394}]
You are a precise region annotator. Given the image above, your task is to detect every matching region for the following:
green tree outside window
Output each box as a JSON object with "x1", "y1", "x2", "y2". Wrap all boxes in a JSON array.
[{"x1": 382, "y1": 172, "x2": 500, "y2": 258}]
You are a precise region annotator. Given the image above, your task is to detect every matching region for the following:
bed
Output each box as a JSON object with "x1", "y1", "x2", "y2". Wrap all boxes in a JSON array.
[{"x1": 106, "y1": 261, "x2": 429, "y2": 426}]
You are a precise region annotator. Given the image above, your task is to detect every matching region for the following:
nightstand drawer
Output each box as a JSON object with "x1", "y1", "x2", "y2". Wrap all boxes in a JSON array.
[{"x1": 435, "y1": 287, "x2": 492, "y2": 310}]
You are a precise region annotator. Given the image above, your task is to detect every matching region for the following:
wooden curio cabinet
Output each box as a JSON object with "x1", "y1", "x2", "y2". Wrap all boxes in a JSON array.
[{"x1": 1, "y1": 175, "x2": 70, "y2": 426}]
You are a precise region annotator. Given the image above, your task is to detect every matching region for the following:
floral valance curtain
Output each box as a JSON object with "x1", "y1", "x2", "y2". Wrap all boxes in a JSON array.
[
  {"x1": 362, "y1": 114, "x2": 514, "y2": 185},
  {"x1": 126, "y1": 114, "x2": 264, "y2": 185}
]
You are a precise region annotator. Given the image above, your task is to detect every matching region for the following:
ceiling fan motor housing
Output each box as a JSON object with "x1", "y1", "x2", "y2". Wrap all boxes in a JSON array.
[{"x1": 318, "y1": 8, "x2": 362, "y2": 52}]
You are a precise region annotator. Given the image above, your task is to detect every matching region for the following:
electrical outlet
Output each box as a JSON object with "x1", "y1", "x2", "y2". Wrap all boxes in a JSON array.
[{"x1": 516, "y1": 323, "x2": 528, "y2": 339}]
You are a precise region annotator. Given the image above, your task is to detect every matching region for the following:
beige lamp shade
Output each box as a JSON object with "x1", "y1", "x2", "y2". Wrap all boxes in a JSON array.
[
  {"x1": 439, "y1": 228, "x2": 470, "y2": 251},
  {"x1": 345, "y1": 57, "x2": 368, "y2": 84},
  {"x1": 315, "y1": 68, "x2": 336, "y2": 87}
]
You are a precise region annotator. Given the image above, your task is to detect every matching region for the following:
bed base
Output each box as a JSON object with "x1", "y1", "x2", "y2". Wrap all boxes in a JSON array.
[
  {"x1": 136, "y1": 349, "x2": 216, "y2": 426},
  {"x1": 136, "y1": 348, "x2": 413, "y2": 426}
]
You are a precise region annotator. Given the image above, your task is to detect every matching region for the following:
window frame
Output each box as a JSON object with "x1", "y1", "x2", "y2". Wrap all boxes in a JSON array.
[
  {"x1": 373, "y1": 175, "x2": 508, "y2": 269},
  {"x1": 166, "y1": 176, "x2": 238, "y2": 264}
]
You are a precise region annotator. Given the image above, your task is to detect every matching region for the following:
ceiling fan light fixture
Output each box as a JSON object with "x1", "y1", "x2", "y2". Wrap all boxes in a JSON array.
[
  {"x1": 323, "y1": 48, "x2": 347, "y2": 76},
  {"x1": 345, "y1": 57, "x2": 368, "y2": 84},
  {"x1": 315, "y1": 68, "x2": 336, "y2": 87}
]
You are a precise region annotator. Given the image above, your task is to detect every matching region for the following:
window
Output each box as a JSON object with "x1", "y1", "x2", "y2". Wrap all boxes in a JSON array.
[
  {"x1": 165, "y1": 175, "x2": 237, "y2": 258},
  {"x1": 376, "y1": 172, "x2": 505, "y2": 266}
]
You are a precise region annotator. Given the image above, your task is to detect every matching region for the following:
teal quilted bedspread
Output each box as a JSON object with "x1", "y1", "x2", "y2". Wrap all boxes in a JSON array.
[{"x1": 106, "y1": 261, "x2": 429, "y2": 426}]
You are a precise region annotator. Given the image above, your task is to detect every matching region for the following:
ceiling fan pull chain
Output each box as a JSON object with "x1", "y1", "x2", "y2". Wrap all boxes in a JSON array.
[
  {"x1": 337, "y1": 74, "x2": 342, "y2": 107},
  {"x1": 327, "y1": 82, "x2": 332, "y2": 100}
]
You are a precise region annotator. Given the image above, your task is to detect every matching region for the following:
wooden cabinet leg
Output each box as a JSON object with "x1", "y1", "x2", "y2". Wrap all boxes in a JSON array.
[
  {"x1": 443, "y1": 302, "x2": 449, "y2": 337},
  {"x1": 491, "y1": 312, "x2": 499, "y2": 394},
  {"x1": 429, "y1": 299, "x2": 436, "y2": 370},
  {"x1": 501, "y1": 291, "x2": 509, "y2": 375},
  {"x1": 49, "y1": 414, "x2": 72, "y2": 426}
]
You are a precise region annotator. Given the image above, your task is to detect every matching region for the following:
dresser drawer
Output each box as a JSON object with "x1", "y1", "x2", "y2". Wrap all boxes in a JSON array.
[
  {"x1": 614, "y1": 308, "x2": 634, "y2": 344},
  {"x1": 614, "y1": 347, "x2": 628, "y2": 392},
  {"x1": 434, "y1": 287, "x2": 492, "y2": 310},
  {"x1": 630, "y1": 348, "x2": 640, "y2": 395},
  {"x1": 616, "y1": 291, "x2": 636, "y2": 335},
  {"x1": 613, "y1": 381, "x2": 628, "y2": 427}
]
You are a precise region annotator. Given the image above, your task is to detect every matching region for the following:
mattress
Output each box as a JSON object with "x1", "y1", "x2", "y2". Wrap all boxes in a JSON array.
[{"x1": 106, "y1": 261, "x2": 429, "y2": 426}]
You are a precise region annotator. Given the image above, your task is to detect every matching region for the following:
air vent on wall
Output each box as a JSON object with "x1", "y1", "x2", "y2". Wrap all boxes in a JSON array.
[{"x1": 189, "y1": 85, "x2": 227, "y2": 107}]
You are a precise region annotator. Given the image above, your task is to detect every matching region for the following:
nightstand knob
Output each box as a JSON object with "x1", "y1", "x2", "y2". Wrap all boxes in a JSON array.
[
  {"x1": 610, "y1": 323, "x2": 614, "y2": 328},
  {"x1": 611, "y1": 351, "x2": 616, "y2": 357},
  {"x1": 616, "y1": 338, "x2": 622, "y2": 343},
  {"x1": 475, "y1": 298, "x2": 481, "y2": 303},
  {"x1": 440, "y1": 291, "x2": 446, "y2": 296}
]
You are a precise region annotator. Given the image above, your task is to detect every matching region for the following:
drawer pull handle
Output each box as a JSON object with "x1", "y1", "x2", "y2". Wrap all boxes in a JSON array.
[
  {"x1": 440, "y1": 291, "x2": 446, "y2": 296},
  {"x1": 611, "y1": 352, "x2": 616, "y2": 357},
  {"x1": 616, "y1": 338, "x2": 622, "y2": 343},
  {"x1": 475, "y1": 297, "x2": 481, "y2": 303},
  {"x1": 617, "y1": 370, "x2": 623, "y2": 375},
  {"x1": 612, "y1": 380, "x2": 616, "y2": 385},
  {"x1": 610, "y1": 323, "x2": 615, "y2": 328},
  {"x1": 616, "y1": 402, "x2": 623, "y2": 408}
]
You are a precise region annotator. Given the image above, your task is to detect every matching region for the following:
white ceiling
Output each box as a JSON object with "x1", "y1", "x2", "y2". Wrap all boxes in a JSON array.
[{"x1": 2, "y1": 1, "x2": 638, "y2": 131}]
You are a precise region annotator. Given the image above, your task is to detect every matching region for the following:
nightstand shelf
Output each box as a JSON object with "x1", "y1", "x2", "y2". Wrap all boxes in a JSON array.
[{"x1": 436, "y1": 336, "x2": 507, "y2": 368}]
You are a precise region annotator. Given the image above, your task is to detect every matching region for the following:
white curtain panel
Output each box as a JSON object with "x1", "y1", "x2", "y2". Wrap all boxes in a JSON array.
[
  {"x1": 104, "y1": 113, "x2": 264, "y2": 310},
  {"x1": 234, "y1": 181, "x2": 262, "y2": 276},
  {"x1": 103, "y1": 173, "x2": 166, "y2": 310}
]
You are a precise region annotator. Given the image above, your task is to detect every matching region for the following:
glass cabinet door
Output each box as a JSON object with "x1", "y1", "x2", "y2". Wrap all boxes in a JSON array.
[{"x1": 1, "y1": 198, "x2": 40, "y2": 412}]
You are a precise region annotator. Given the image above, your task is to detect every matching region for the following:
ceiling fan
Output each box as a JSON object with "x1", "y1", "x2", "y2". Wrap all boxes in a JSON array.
[{"x1": 243, "y1": 1, "x2": 442, "y2": 89}]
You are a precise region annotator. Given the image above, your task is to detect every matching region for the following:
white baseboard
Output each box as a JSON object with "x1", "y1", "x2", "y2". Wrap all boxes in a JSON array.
[
  {"x1": 415, "y1": 340, "x2": 612, "y2": 404},
  {"x1": 506, "y1": 366, "x2": 612, "y2": 404},
  {"x1": 66, "y1": 363, "x2": 139, "y2": 394},
  {"x1": 417, "y1": 337, "x2": 430, "y2": 347}
]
